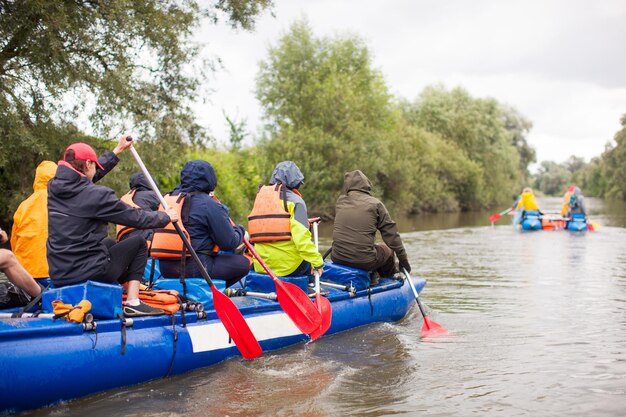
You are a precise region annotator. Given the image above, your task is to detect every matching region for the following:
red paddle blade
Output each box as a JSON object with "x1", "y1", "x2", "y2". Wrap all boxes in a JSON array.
[
  {"x1": 422, "y1": 317, "x2": 448, "y2": 336},
  {"x1": 309, "y1": 294, "x2": 332, "y2": 341},
  {"x1": 274, "y1": 280, "x2": 322, "y2": 335},
  {"x1": 211, "y1": 286, "x2": 263, "y2": 359},
  {"x1": 488, "y1": 213, "x2": 501, "y2": 223},
  {"x1": 587, "y1": 223, "x2": 595, "y2": 232}
]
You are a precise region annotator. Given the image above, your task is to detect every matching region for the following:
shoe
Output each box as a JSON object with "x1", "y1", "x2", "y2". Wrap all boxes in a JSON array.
[{"x1": 123, "y1": 301, "x2": 164, "y2": 317}]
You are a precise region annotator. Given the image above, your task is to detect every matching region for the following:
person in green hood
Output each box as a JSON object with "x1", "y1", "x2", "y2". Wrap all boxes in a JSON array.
[{"x1": 330, "y1": 170, "x2": 411, "y2": 285}]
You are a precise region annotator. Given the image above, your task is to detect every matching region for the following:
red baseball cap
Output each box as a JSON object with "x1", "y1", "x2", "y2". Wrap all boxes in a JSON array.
[{"x1": 63, "y1": 142, "x2": 104, "y2": 170}]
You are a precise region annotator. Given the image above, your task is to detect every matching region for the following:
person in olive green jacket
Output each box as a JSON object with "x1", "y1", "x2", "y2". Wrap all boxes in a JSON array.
[
  {"x1": 250, "y1": 161, "x2": 324, "y2": 277},
  {"x1": 331, "y1": 170, "x2": 410, "y2": 284}
]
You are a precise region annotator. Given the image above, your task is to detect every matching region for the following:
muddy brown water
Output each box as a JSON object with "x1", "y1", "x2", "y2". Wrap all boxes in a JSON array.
[{"x1": 19, "y1": 198, "x2": 626, "y2": 417}]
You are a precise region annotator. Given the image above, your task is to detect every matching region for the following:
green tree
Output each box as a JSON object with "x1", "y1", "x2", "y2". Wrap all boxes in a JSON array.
[
  {"x1": 533, "y1": 161, "x2": 571, "y2": 196},
  {"x1": 601, "y1": 114, "x2": 626, "y2": 200},
  {"x1": 564, "y1": 155, "x2": 587, "y2": 174},
  {"x1": 0, "y1": 0, "x2": 272, "y2": 225},
  {"x1": 501, "y1": 105, "x2": 535, "y2": 184},
  {"x1": 256, "y1": 20, "x2": 396, "y2": 214},
  {"x1": 403, "y1": 85, "x2": 524, "y2": 208}
]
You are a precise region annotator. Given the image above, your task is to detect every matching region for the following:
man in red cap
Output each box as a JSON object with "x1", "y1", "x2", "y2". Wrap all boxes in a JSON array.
[{"x1": 47, "y1": 135, "x2": 178, "y2": 317}]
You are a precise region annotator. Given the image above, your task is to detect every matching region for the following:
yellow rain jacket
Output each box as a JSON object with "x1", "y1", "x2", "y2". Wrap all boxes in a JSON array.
[
  {"x1": 516, "y1": 191, "x2": 539, "y2": 211},
  {"x1": 11, "y1": 161, "x2": 57, "y2": 278},
  {"x1": 561, "y1": 190, "x2": 574, "y2": 217}
]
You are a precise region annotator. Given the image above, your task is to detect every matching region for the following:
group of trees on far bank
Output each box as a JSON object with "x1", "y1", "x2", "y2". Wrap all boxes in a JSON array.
[{"x1": 532, "y1": 115, "x2": 626, "y2": 200}]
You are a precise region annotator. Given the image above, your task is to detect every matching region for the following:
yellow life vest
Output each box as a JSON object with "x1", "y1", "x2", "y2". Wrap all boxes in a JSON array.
[{"x1": 247, "y1": 184, "x2": 292, "y2": 243}]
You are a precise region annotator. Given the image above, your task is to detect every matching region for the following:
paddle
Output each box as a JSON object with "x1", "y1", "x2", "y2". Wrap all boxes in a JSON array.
[
  {"x1": 243, "y1": 238, "x2": 323, "y2": 335},
  {"x1": 128, "y1": 142, "x2": 262, "y2": 359},
  {"x1": 208, "y1": 193, "x2": 324, "y2": 336},
  {"x1": 489, "y1": 207, "x2": 513, "y2": 224},
  {"x1": 308, "y1": 219, "x2": 332, "y2": 341},
  {"x1": 402, "y1": 268, "x2": 447, "y2": 336}
]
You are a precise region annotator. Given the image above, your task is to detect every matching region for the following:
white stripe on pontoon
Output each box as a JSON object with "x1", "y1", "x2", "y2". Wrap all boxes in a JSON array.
[{"x1": 187, "y1": 312, "x2": 302, "y2": 353}]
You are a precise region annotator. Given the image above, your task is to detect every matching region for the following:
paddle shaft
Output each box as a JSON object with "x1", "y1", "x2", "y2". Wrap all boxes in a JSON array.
[
  {"x1": 403, "y1": 268, "x2": 429, "y2": 322},
  {"x1": 312, "y1": 221, "x2": 321, "y2": 293},
  {"x1": 128, "y1": 146, "x2": 217, "y2": 288}
]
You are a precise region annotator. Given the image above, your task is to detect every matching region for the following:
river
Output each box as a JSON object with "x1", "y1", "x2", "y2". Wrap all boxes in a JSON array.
[{"x1": 22, "y1": 198, "x2": 626, "y2": 417}]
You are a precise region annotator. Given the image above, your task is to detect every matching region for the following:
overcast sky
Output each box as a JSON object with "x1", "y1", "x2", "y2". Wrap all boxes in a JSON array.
[{"x1": 197, "y1": 0, "x2": 626, "y2": 165}]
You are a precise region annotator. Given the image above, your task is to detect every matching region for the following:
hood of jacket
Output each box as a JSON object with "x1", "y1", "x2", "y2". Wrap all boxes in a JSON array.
[
  {"x1": 178, "y1": 160, "x2": 217, "y2": 193},
  {"x1": 33, "y1": 161, "x2": 57, "y2": 192},
  {"x1": 269, "y1": 161, "x2": 304, "y2": 190},
  {"x1": 573, "y1": 186, "x2": 583, "y2": 197},
  {"x1": 48, "y1": 163, "x2": 92, "y2": 199},
  {"x1": 342, "y1": 170, "x2": 372, "y2": 195},
  {"x1": 129, "y1": 172, "x2": 156, "y2": 192}
]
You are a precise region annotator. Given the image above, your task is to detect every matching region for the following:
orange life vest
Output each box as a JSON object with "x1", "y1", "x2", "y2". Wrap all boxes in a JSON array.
[
  {"x1": 247, "y1": 184, "x2": 292, "y2": 243},
  {"x1": 150, "y1": 194, "x2": 192, "y2": 259},
  {"x1": 116, "y1": 190, "x2": 141, "y2": 241},
  {"x1": 122, "y1": 289, "x2": 181, "y2": 314}
]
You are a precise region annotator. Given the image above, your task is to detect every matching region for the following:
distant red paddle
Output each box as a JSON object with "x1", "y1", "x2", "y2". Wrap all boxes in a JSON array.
[
  {"x1": 489, "y1": 207, "x2": 513, "y2": 224},
  {"x1": 403, "y1": 268, "x2": 447, "y2": 336}
]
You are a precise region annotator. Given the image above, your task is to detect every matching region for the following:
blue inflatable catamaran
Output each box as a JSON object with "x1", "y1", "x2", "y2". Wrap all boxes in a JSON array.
[{"x1": 0, "y1": 262, "x2": 426, "y2": 414}]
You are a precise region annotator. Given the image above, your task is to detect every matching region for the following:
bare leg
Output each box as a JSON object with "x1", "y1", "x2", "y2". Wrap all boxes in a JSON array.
[
  {"x1": 0, "y1": 249, "x2": 41, "y2": 298},
  {"x1": 126, "y1": 280, "x2": 140, "y2": 301}
]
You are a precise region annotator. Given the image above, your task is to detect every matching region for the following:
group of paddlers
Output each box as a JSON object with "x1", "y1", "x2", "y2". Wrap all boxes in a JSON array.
[
  {"x1": 513, "y1": 185, "x2": 587, "y2": 219},
  {"x1": 1, "y1": 135, "x2": 411, "y2": 316}
]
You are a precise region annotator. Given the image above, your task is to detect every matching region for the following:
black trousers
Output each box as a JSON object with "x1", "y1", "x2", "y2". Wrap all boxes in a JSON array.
[{"x1": 97, "y1": 236, "x2": 148, "y2": 284}]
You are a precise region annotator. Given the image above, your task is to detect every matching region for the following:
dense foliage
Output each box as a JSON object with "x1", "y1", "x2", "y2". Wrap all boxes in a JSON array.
[
  {"x1": 0, "y1": 0, "x2": 271, "y2": 227},
  {"x1": 572, "y1": 115, "x2": 626, "y2": 200},
  {"x1": 255, "y1": 21, "x2": 535, "y2": 216}
]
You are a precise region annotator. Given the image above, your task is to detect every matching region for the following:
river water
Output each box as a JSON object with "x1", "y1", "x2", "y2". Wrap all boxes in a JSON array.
[{"x1": 22, "y1": 198, "x2": 626, "y2": 417}]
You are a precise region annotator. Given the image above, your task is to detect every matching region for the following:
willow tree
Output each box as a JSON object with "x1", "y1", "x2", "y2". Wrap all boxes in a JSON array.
[
  {"x1": 0, "y1": 0, "x2": 272, "y2": 225},
  {"x1": 404, "y1": 86, "x2": 528, "y2": 208},
  {"x1": 255, "y1": 20, "x2": 396, "y2": 215}
]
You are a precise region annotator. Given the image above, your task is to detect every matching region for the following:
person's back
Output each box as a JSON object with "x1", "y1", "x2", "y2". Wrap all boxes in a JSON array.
[
  {"x1": 249, "y1": 161, "x2": 323, "y2": 277},
  {"x1": 331, "y1": 170, "x2": 410, "y2": 281},
  {"x1": 568, "y1": 187, "x2": 586, "y2": 216},
  {"x1": 516, "y1": 188, "x2": 540, "y2": 212},
  {"x1": 158, "y1": 160, "x2": 249, "y2": 287},
  {"x1": 11, "y1": 161, "x2": 57, "y2": 279}
]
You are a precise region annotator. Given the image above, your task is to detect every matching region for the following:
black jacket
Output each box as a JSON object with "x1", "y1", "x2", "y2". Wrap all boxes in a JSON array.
[{"x1": 47, "y1": 151, "x2": 170, "y2": 286}]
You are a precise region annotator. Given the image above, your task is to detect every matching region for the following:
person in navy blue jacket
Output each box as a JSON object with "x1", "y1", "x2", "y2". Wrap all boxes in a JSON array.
[
  {"x1": 47, "y1": 135, "x2": 178, "y2": 317},
  {"x1": 159, "y1": 160, "x2": 249, "y2": 287}
]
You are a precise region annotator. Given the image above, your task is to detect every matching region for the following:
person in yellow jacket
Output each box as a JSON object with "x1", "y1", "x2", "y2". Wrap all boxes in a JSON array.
[
  {"x1": 11, "y1": 161, "x2": 57, "y2": 280},
  {"x1": 248, "y1": 161, "x2": 323, "y2": 278},
  {"x1": 561, "y1": 185, "x2": 575, "y2": 217},
  {"x1": 516, "y1": 187, "x2": 540, "y2": 212}
]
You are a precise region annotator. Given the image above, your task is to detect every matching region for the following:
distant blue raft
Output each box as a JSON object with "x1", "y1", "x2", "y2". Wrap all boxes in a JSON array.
[{"x1": 0, "y1": 268, "x2": 426, "y2": 414}]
